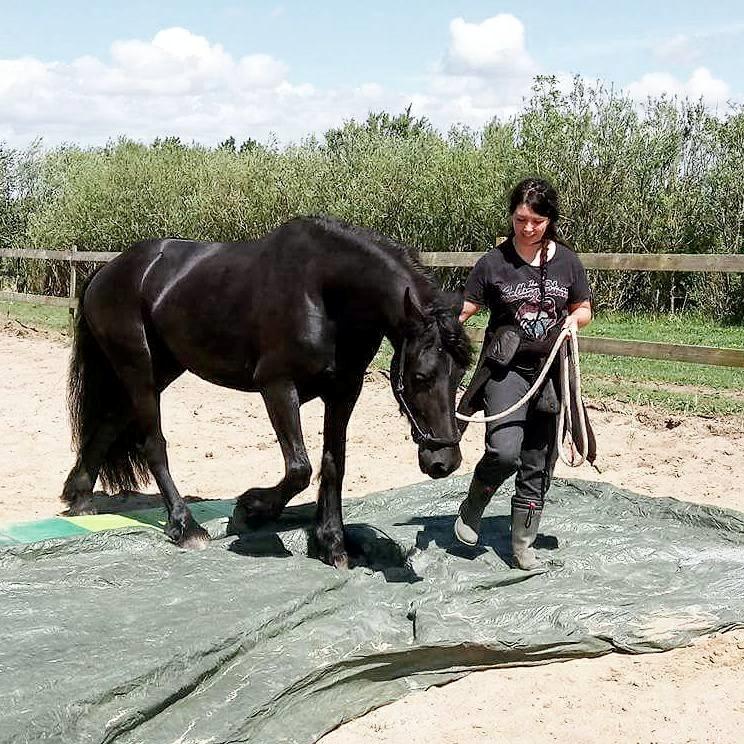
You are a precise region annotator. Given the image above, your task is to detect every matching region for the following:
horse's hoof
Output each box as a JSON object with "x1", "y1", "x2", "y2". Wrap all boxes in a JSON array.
[
  {"x1": 231, "y1": 498, "x2": 281, "y2": 532},
  {"x1": 64, "y1": 499, "x2": 97, "y2": 517},
  {"x1": 317, "y1": 542, "x2": 349, "y2": 569},
  {"x1": 332, "y1": 551, "x2": 350, "y2": 570},
  {"x1": 178, "y1": 526, "x2": 210, "y2": 550},
  {"x1": 228, "y1": 502, "x2": 251, "y2": 534}
]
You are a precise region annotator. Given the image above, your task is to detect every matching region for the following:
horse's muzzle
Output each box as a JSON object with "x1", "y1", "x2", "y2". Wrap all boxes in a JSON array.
[{"x1": 418, "y1": 443, "x2": 462, "y2": 479}]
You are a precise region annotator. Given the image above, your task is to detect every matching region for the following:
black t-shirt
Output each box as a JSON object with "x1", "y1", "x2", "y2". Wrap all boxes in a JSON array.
[{"x1": 464, "y1": 239, "x2": 591, "y2": 340}]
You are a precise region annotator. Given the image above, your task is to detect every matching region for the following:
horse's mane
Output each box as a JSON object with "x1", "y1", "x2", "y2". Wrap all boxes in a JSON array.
[
  {"x1": 304, "y1": 216, "x2": 473, "y2": 368},
  {"x1": 305, "y1": 214, "x2": 422, "y2": 275},
  {"x1": 429, "y1": 293, "x2": 473, "y2": 368}
]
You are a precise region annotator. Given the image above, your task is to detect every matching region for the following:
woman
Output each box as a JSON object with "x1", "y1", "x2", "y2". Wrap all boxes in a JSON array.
[{"x1": 455, "y1": 177, "x2": 592, "y2": 570}]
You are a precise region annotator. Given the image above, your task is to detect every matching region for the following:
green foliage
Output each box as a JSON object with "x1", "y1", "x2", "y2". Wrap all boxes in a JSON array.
[
  {"x1": 1, "y1": 78, "x2": 743, "y2": 317},
  {"x1": 579, "y1": 311, "x2": 744, "y2": 416},
  {"x1": 0, "y1": 140, "x2": 47, "y2": 292}
]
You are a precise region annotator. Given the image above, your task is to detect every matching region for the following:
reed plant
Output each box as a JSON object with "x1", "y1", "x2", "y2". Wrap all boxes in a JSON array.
[{"x1": 1, "y1": 77, "x2": 742, "y2": 319}]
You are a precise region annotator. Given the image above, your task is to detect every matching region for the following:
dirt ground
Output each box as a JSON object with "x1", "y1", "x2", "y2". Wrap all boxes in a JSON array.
[{"x1": 2, "y1": 321, "x2": 743, "y2": 743}]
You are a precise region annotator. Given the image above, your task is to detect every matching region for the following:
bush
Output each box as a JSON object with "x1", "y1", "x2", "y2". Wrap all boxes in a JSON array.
[{"x1": 2, "y1": 78, "x2": 743, "y2": 318}]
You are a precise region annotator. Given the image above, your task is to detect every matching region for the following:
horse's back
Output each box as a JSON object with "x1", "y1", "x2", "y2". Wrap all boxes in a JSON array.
[
  {"x1": 89, "y1": 217, "x2": 388, "y2": 301},
  {"x1": 79, "y1": 219, "x2": 396, "y2": 392}
]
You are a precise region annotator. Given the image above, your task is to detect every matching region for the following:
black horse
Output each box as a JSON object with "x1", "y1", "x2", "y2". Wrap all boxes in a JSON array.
[{"x1": 62, "y1": 216, "x2": 472, "y2": 567}]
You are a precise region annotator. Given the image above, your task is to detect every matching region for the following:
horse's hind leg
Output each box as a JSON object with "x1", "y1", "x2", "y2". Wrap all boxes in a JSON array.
[
  {"x1": 103, "y1": 340, "x2": 208, "y2": 549},
  {"x1": 62, "y1": 412, "x2": 131, "y2": 515},
  {"x1": 231, "y1": 380, "x2": 311, "y2": 529},
  {"x1": 131, "y1": 389, "x2": 209, "y2": 549},
  {"x1": 63, "y1": 335, "x2": 184, "y2": 520}
]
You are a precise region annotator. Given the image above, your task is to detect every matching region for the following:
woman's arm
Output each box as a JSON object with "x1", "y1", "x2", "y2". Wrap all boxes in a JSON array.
[
  {"x1": 459, "y1": 300, "x2": 481, "y2": 324},
  {"x1": 563, "y1": 300, "x2": 592, "y2": 333}
]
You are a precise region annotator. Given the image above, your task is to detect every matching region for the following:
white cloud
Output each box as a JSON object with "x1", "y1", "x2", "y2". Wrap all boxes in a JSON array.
[
  {"x1": 412, "y1": 15, "x2": 539, "y2": 131},
  {"x1": 0, "y1": 58, "x2": 50, "y2": 96},
  {"x1": 687, "y1": 67, "x2": 730, "y2": 101},
  {"x1": 445, "y1": 15, "x2": 536, "y2": 78},
  {"x1": 355, "y1": 83, "x2": 385, "y2": 100},
  {"x1": 626, "y1": 66, "x2": 730, "y2": 106},
  {"x1": 0, "y1": 20, "x2": 736, "y2": 151},
  {"x1": 653, "y1": 34, "x2": 701, "y2": 65},
  {"x1": 0, "y1": 27, "x2": 343, "y2": 147},
  {"x1": 236, "y1": 54, "x2": 288, "y2": 88},
  {"x1": 626, "y1": 72, "x2": 680, "y2": 100}
]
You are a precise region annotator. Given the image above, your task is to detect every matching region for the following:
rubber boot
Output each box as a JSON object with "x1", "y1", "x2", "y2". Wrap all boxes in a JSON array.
[
  {"x1": 454, "y1": 476, "x2": 494, "y2": 546},
  {"x1": 510, "y1": 506, "x2": 544, "y2": 570}
]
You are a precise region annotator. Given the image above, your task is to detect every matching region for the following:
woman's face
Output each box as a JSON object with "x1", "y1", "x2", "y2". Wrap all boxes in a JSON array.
[{"x1": 512, "y1": 203, "x2": 550, "y2": 247}]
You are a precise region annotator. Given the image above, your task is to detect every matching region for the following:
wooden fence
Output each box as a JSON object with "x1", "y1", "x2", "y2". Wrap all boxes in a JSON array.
[{"x1": 1, "y1": 247, "x2": 743, "y2": 368}]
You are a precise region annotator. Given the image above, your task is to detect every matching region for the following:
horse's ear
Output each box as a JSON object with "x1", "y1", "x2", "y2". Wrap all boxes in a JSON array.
[
  {"x1": 440, "y1": 290, "x2": 464, "y2": 317},
  {"x1": 403, "y1": 287, "x2": 425, "y2": 323}
]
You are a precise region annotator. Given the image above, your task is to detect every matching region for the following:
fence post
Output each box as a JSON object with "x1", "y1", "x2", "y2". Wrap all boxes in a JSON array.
[{"x1": 68, "y1": 245, "x2": 77, "y2": 337}]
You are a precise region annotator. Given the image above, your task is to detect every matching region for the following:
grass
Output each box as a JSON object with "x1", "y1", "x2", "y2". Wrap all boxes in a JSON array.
[
  {"x1": 582, "y1": 312, "x2": 744, "y2": 348},
  {"x1": 4, "y1": 301, "x2": 743, "y2": 417},
  {"x1": 1, "y1": 301, "x2": 73, "y2": 335},
  {"x1": 578, "y1": 312, "x2": 744, "y2": 416},
  {"x1": 579, "y1": 376, "x2": 742, "y2": 416}
]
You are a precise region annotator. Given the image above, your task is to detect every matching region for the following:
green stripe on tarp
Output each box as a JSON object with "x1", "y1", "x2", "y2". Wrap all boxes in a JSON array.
[
  {"x1": 2, "y1": 517, "x2": 90, "y2": 544},
  {"x1": 0, "y1": 499, "x2": 237, "y2": 546}
]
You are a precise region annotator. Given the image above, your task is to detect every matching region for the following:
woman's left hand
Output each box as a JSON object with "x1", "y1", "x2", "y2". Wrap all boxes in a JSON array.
[
  {"x1": 562, "y1": 314, "x2": 579, "y2": 335},
  {"x1": 563, "y1": 301, "x2": 592, "y2": 334}
]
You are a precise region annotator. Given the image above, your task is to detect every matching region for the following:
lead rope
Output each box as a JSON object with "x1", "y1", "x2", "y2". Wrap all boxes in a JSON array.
[{"x1": 454, "y1": 328, "x2": 589, "y2": 467}]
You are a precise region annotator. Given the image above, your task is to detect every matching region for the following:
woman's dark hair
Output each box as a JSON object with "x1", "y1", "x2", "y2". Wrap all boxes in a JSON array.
[
  {"x1": 507, "y1": 177, "x2": 560, "y2": 242},
  {"x1": 507, "y1": 177, "x2": 561, "y2": 336}
]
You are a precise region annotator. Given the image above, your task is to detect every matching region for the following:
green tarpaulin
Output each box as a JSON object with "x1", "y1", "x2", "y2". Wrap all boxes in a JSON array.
[{"x1": 1, "y1": 475, "x2": 743, "y2": 743}]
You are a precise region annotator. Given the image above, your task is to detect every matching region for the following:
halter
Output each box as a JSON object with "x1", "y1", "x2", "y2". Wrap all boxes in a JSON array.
[{"x1": 395, "y1": 337, "x2": 461, "y2": 449}]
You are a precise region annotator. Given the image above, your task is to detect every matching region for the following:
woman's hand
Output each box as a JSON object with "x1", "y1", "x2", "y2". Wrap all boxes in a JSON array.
[
  {"x1": 459, "y1": 300, "x2": 481, "y2": 324},
  {"x1": 562, "y1": 314, "x2": 579, "y2": 335},
  {"x1": 562, "y1": 301, "x2": 592, "y2": 335}
]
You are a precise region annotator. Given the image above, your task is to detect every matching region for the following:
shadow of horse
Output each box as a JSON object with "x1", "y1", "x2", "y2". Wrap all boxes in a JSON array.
[
  {"x1": 61, "y1": 490, "x2": 207, "y2": 516},
  {"x1": 227, "y1": 503, "x2": 422, "y2": 584}
]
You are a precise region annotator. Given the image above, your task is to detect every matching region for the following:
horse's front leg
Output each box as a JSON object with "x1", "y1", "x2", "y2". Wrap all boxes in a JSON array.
[
  {"x1": 315, "y1": 377, "x2": 364, "y2": 568},
  {"x1": 232, "y1": 380, "x2": 312, "y2": 529}
]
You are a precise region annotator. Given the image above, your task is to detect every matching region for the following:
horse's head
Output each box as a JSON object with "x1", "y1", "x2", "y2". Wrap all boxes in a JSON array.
[{"x1": 391, "y1": 288, "x2": 472, "y2": 479}]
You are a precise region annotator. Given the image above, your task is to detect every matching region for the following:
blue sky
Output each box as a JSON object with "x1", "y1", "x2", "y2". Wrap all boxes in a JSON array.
[{"x1": 1, "y1": 1, "x2": 742, "y2": 148}]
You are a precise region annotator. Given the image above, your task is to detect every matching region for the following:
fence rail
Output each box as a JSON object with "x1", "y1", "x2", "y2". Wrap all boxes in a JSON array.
[
  {"x1": 420, "y1": 251, "x2": 744, "y2": 273},
  {"x1": 464, "y1": 328, "x2": 744, "y2": 368},
  {"x1": 0, "y1": 290, "x2": 73, "y2": 308},
  {"x1": 4, "y1": 248, "x2": 744, "y2": 272},
  {"x1": 0, "y1": 248, "x2": 121, "y2": 262},
  {"x1": 2, "y1": 247, "x2": 743, "y2": 368}
]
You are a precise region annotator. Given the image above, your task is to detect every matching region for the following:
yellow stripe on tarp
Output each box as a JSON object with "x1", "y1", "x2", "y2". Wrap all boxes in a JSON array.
[
  {"x1": 1, "y1": 500, "x2": 234, "y2": 546},
  {"x1": 61, "y1": 514, "x2": 160, "y2": 532}
]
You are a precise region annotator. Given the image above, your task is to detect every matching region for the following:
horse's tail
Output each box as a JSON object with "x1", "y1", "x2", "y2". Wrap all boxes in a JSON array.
[{"x1": 68, "y1": 274, "x2": 149, "y2": 492}]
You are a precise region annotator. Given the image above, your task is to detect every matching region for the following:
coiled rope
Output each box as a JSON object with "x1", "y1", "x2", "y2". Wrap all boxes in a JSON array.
[{"x1": 455, "y1": 328, "x2": 589, "y2": 467}]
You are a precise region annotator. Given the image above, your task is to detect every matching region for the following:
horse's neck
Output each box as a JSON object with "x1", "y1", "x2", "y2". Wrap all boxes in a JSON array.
[
  {"x1": 385, "y1": 286, "x2": 431, "y2": 350},
  {"x1": 326, "y1": 244, "x2": 429, "y2": 344}
]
